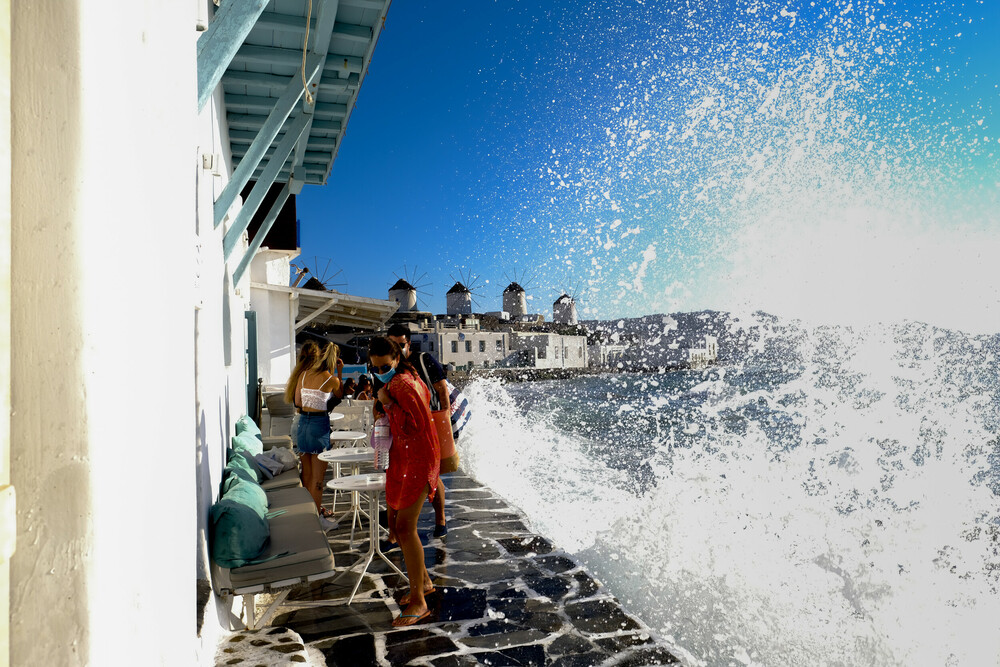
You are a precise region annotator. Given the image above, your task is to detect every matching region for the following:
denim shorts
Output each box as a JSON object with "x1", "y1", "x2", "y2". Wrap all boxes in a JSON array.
[{"x1": 296, "y1": 412, "x2": 330, "y2": 454}]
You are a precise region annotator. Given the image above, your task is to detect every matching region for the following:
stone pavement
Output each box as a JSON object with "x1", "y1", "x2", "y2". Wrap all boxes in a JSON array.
[{"x1": 218, "y1": 471, "x2": 680, "y2": 666}]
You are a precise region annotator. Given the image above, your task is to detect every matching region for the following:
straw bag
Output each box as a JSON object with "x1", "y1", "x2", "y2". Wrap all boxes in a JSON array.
[{"x1": 418, "y1": 354, "x2": 461, "y2": 473}]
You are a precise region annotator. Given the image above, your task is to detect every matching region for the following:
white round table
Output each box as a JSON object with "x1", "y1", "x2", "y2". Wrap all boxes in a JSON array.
[
  {"x1": 318, "y1": 445, "x2": 375, "y2": 543},
  {"x1": 329, "y1": 430, "x2": 367, "y2": 445},
  {"x1": 325, "y1": 472, "x2": 407, "y2": 604},
  {"x1": 329, "y1": 412, "x2": 345, "y2": 423}
]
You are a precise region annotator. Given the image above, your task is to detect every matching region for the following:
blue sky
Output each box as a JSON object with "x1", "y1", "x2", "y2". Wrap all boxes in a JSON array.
[{"x1": 296, "y1": 0, "x2": 998, "y2": 328}]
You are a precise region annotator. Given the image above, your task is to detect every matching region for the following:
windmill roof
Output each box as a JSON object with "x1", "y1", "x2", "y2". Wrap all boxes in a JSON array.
[
  {"x1": 447, "y1": 282, "x2": 469, "y2": 294},
  {"x1": 389, "y1": 279, "x2": 415, "y2": 291},
  {"x1": 503, "y1": 282, "x2": 525, "y2": 293},
  {"x1": 555, "y1": 294, "x2": 574, "y2": 303}
]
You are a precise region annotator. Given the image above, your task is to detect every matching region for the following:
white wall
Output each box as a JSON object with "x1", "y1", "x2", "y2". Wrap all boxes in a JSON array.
[
  {"x1": 428, "y1": 330, "x2": 508, "y2": 368},
  {"x1": 249, "y1": 250, "x2": 297, "y2": 387},
  {"x1": 509, "y1": 333, "x2": 588, "y2": 369},
  {"x1": 11, "y1": 2, "x2": 203, "y2": 664}
]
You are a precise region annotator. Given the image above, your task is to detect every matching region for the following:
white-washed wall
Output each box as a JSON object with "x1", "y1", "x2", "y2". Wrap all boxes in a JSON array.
[
  {"x1": 11, "y1": 2, "x2": 208, "y2": 664},
  {"x1": 195, "y1": 79, "x2": 254, "y2": 652},
  {"x1": 249, "y1": 250, "x2": 297, "y2": 387}
]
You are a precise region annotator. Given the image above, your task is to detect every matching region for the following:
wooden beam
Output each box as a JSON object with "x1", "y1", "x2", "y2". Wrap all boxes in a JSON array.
[
  {"x1": 213, "y1": 53, "x2": 322, "y2": 228},
  {"x1": 253, "y1": 11, "x2": 372, "y2": 44},
  {"x1": 222, "y1": 112, "x2": 310, "y2": 258},
  {"x1": 340, "y1": 0, "x2": 386, "y2": 10},
  {"x1": 232, "y1": 183, "x2": 291, "y2": 285},
  {"x1": 290, "y1": 0, "x2": 338, "y2": 185},
  {"x1": 296, "y1": 299, "x2": 340, "y2": 331},
  {"x1": 223, "y1": 69, "x2": 357, "y2": 93},
  {"x1": 234, "y1": 45, "x2": 364, "y2": 74},
  {"x1": 197, "y1": 0, "x2": 269, "y2": 111}
]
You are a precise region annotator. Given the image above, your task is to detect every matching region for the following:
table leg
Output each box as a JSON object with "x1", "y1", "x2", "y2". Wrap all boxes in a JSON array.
[{"x1": 345, "y1": 488, "x2": 407, "y2": 605}]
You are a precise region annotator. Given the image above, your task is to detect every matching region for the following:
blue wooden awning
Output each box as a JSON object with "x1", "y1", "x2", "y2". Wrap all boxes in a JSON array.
[{"x1": 197, "y1": 0, "x2": 391, "y2": 282}]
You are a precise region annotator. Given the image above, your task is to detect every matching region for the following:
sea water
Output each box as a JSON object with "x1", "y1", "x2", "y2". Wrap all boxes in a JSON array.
[{"x1": 455, "y1": 317, "x2": 1000, "y2": 666}]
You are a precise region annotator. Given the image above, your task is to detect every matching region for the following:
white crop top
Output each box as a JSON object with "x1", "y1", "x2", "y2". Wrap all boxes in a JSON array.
[{"x1": 298, "y1": 372, "x2": 336, "y2": 411}]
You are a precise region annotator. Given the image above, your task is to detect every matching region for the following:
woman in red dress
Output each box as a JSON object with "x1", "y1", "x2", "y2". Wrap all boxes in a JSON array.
[{"x1": 368, "y1": 336, "x2": 440, "y2": 626}]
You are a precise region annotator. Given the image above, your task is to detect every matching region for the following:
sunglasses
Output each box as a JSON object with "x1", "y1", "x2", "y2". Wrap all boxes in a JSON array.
[{"x1": 370, "y1": 363, "x2": 394, "y2": 374}]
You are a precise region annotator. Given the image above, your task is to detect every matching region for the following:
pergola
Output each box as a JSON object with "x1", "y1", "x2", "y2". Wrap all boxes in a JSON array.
[
  {"x1": 253, "y1": 281, "x2": 399, "y2": 330},
  {"x1": 197, "y1": 0, "x2": 391, "y2": 284}
]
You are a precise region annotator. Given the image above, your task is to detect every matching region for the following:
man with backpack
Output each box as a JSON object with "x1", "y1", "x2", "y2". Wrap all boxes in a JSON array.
[{"x1": 384, "y1": 323, "x2": 452, "y2": 537}]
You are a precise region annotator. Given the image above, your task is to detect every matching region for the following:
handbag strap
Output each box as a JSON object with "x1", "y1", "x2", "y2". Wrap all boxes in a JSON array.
[{"x1": 417, "y1": 352, "x2": 441, "y2": 411}]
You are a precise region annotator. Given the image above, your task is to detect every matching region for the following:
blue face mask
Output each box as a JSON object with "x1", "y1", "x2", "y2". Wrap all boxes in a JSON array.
[{"x1": 373, "y1": 367, "x2": 396, "y2": 384}]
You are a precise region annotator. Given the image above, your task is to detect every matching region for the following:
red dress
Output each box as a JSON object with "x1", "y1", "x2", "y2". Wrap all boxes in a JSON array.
[{"x1": 384, "y1": 370, "x2": 440, "y2": 510}]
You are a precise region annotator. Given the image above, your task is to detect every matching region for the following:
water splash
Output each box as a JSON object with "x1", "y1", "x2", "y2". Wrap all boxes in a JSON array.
[
  {"x1": 470, "y1": 0, "x2": 998, "y2": 332},
  {"x1": 458, "y1": 319, "x2": 1000, "y2": 665}
]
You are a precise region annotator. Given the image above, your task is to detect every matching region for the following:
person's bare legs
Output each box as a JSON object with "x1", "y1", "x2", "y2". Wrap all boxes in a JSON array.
[
  {"x1": 432, "y1": 478, "x2": 446, "y2": 528},
  {"x1": 386, "y1": 507, "x2": 398, "y2": 544},
  {"x1": 300, "y1": 453, "x2": 326, "y2": 510},
  {"x1": 392, "y1": 485, "x2": 434, "y2": 626},
  {"x1": 300, "y1": 453, "x2": 314, "y2": 500},
  {"x1": 309, "y1": 457, "x2": 328, "y2": 510}
]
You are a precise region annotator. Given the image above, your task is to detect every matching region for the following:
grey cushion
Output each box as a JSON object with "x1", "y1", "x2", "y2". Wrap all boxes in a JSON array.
[
  {"x1": 259, "y1": 468, "x2": 301, "y2": 491},
  {"x1": 261, "y1": 435, "x2": 292, "y2": 451},
  {"x1": 265, "y1": 486, "x2": 317, "y2": 515},
  {"x1": 228, "y1": 512, "x2": 335, "y2": 590},
  {"x1": 265, "y1": 393, "x2": 296, "y2": 417}
]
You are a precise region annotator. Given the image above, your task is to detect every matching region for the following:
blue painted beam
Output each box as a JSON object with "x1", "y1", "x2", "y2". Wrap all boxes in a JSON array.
[
  {"x1": 232, "y1": 182, "x2": 291, "y2": 285},
  {"x1": 253, "y1": 12, "x2": 371, "y2": 44},
  {"x1": 340, "y1": 0, "x2": 385, "y2": 9},
  {"x1": 310, "y1": 120, "x2": 344, "y2": 133},
  {"x1": 213, "y1": 53, "x2": 323, "y2": 228},
  {"x1": 290, "y1": 0, "x2": 340, "y2": 189},
  {"x1": 197, "y1": 0, "x2": 269, "y2": 111},
  {"x1": 223, "y1": 70, "x2": 359, "y2": 95},
  {"x1": 234, "y1": 45, "x2": 364, "y2": 73},
  {"x1": 313, "y1": 102, "x2": 348, "y2": 118},
  {"x1": 223, "y1": 112, "x2": 310, "y2": 259}
]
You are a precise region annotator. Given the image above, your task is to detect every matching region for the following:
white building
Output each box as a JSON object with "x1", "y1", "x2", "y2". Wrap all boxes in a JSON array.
[
  {"x1": 250, "y1": 253, "x2": 396, "y2": 387},
  {"x1": 6, "y1": 2, "x2": 393, "y2": 664},
  {"x1": 687, "y1": 335, "x2": 719, "y2": 367},
  {"x1": 509, "y1": 332, "x2": 588, "y2": 369},
  {"x1": 407, "y1": 318, "x2": 510, "y2": 370},
  {"x1": 588, "y1": 343, "x2": 628, "y2": 368}
]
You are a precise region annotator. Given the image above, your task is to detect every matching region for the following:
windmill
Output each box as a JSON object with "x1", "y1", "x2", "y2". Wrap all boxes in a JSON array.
[
  {"x1": 290, "y1": 256, "x2": 347, "y2": 292},
  {"x1": 387, "y1": 265, "x2": 433, "y2": 313},
  {"x1": 446, "y1": 268, "x2": 485, "y2": 315},
  {"x1": 552, "y1": 281, "x2": 584, "y2": 325},
  {"x1": 500, "y1": 267, "x2": 538, "y2": 318}
]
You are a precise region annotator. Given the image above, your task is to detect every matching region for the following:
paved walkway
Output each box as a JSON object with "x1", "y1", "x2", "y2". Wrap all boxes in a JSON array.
[{"x1": 217, "y1": 471, "x2": 680, "y2": 666}]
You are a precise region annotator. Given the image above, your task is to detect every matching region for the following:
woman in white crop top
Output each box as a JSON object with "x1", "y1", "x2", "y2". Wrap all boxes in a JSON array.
[{"x1": 284, "y1": 341, "x2": 343, "y2": 516}]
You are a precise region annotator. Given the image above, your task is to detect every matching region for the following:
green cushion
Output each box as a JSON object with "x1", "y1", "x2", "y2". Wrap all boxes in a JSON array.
[
  {"x1": 226, "y1": 450, "x2": 262, "y2": 483},
  {"x1": 222, "y1": 473, "x2": 268, "y2": 520},
  {"x1": 209, "y1": 498, "x2": 270, "y2": 568},
  {"x1": 223, "y1": 459, "x2": 256, "y2": 487},
  {"x1": 232, "y1": 432, "x2": 263, "y2": 458},
  {"x1": 235, "y1": 415, "x2": 261, "y2": 438}
]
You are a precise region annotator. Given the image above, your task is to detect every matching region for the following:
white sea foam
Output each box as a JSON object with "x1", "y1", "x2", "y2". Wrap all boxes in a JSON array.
[{"x1": 457, "y1": 322, "x2": 1000, "y2": 666}]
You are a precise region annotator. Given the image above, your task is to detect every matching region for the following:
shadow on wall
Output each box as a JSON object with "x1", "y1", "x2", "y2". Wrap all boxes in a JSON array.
[{"x1": 194, "y1": 347, "x2": 238, "y2": 633}]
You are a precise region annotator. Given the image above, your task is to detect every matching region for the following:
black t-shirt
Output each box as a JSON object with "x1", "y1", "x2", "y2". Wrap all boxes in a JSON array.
[{"x1": 373, "y1": 351, "x2": 447, "y2": 409}]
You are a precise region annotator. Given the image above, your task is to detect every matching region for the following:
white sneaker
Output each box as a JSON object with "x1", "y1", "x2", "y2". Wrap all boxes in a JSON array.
[{"x1": 319, "y1": 516, "x2": 339, "y2": 531}]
